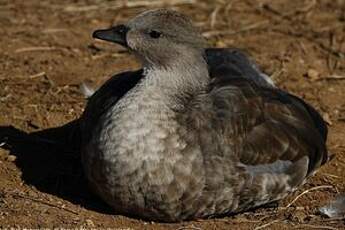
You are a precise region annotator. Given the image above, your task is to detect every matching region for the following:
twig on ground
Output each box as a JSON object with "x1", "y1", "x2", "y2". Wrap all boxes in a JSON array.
[
  {"x1": 15, "y1": 46, "x2": 67, "y2": 53},
  {"x1": 320, "y1": 75, "x2": 345, "y2": 81},
  {"x1": 224, "y1": 2, "x2": 233, "y2": 21},
  {"x1": 294, "y1": 224, "x2": 338, "y2": 230},
  {"x1": 29, "y1": 72, "x2": 46, "y2": 79},
  {"x1": 43, "y1": 28, "x2": 69, "y2": 33},
  {"x1": 298, "y1": 40, "x2": 307, "y2": 55},
  {"x1": 277, "y1": 206, "x2": 305, "y2": 210},
  {"x1": 91, "y1": 52, "x2": 127, "y2": 60},
  {"x1": 176, "y1": 225, "x2": 202, "y2": 230},
  {"x1": 315, "y1": 217, "x2": 345, "y2": 222},
  {"x1": 210, "y1": 5, "x2": 221, "y2": 29},
  {"x1": 270, "y1": 68, "x2": 285, "y2": 83},
  {"x1": 321, "y1": 173, "x2": 341, "y2": 179},
  {"x1": 11, "y1": 193, "x2": 79, "y2": 215},
  {"x1": 203, "y1": 20, "x2": 268, "y2": 38},
  {"x1": 286, "y1": 185, "x2": 334, "y2": 208},
  {"x1": 254, "y1": 219, "x2": 281, "y2": 230},
  {"x1": 64, "y1": 0, "x2": 196, "y2": 12}
]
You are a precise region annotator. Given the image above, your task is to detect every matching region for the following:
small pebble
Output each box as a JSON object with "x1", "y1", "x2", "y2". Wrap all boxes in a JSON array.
[
  {"x1": 86, "y1": 219, "x2": 95, "y2": 227},
  {"x1": 306, "y1": 69, "x2": 320, "y2": 81}
]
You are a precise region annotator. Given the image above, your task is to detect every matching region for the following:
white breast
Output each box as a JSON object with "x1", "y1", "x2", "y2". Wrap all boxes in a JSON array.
[
  {"x1": 82, "y1": 68, "x2": 206, "y2": 219},
  {"x1": 95, "y1": 70, "x2": 188, "y2": 186}
]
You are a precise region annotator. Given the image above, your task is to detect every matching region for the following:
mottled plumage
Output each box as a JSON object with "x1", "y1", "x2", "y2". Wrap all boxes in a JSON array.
[{"x1": 80, "y1": 9, "x2": 328, "y2": 222}]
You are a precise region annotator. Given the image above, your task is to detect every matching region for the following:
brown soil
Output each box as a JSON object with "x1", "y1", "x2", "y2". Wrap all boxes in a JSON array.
[{"x1": 0, "y1": 0, "x2": 345, "y2": 229}]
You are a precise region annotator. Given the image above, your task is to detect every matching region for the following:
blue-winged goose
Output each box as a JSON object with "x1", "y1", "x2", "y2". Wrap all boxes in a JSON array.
[{"x1": 81, "y1": 9, "x2": 328, "y2": 222}]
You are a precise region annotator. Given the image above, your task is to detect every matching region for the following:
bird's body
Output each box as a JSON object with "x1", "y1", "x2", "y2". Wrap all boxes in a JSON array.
[{"x1": 80, "y1": 9, "x2": 328, "y2": 221}]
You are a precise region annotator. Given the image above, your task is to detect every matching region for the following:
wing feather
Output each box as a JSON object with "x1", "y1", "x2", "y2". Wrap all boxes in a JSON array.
[{"x1": 207, "y1": 75, "x2": 327, "y2": 177}]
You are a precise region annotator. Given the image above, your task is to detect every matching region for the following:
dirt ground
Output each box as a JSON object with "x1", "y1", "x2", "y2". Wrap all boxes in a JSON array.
[{"x1": 0, "y1": 0, "x2": 345, "y2": 229}]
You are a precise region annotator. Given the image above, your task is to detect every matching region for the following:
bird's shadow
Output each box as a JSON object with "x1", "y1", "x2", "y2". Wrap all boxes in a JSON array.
[{"x1": 0, "y1": 120, "x2": 113, "y2": 214}]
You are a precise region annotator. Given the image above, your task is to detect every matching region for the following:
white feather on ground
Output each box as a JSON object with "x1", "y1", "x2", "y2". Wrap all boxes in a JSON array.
[
  {"x1": 319, "y1": 194, "x2": 345, "y2": 218},
  {"x1": 80, "y1": 82, "x2": 96, "y2": 98}
]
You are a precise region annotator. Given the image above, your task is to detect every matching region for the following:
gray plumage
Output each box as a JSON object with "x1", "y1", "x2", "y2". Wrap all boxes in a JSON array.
[{"x1": 80, "y1": 9, "x2": 328, "y2": 222}]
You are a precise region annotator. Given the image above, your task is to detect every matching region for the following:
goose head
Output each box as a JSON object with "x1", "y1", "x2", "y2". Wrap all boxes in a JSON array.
[{"x1": 92, "y1": 9, "x2": 207, "y2": 68}]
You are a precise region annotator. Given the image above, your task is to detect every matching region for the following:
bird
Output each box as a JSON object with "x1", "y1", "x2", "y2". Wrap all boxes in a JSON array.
[{"x1": 79, "y1": 9, "x2": 328, "y2": 222}]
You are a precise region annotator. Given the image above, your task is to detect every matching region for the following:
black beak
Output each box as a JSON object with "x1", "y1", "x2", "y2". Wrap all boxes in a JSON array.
[{"x1": 92, "y1": 25, "x2": 129, "y2": 47}]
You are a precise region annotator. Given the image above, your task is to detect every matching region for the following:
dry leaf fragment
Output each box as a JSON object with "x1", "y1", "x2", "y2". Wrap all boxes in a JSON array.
[{"x1": 306, "y1": 68, "x2": 320, "y2": 81}]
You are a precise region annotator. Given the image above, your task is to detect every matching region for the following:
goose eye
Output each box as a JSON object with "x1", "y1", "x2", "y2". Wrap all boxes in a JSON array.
[{"x1": 149, "y1": 30, "x2": 161, "y2": 39}]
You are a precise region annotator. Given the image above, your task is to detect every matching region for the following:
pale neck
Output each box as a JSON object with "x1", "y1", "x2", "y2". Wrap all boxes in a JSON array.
[{"x1": 141, "y1": 51, "x2": 209, "y2": 99}]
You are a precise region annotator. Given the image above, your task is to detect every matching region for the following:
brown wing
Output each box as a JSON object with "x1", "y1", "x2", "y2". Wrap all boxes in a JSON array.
[
  {"x1": 177, "y1": 75, "x2": 328, "y2": 216},
  {"x1": 207, "y1": 75, "x2": 327, "y2": 179}
]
